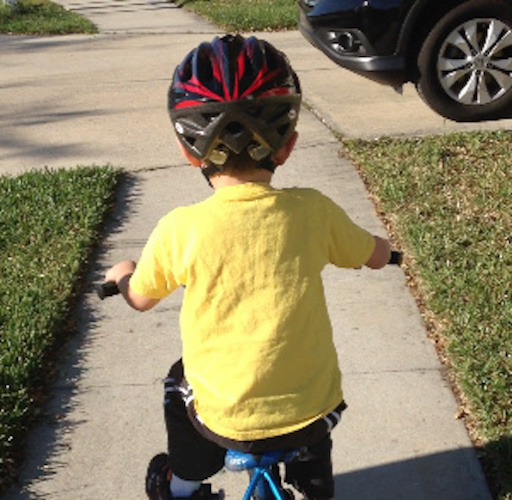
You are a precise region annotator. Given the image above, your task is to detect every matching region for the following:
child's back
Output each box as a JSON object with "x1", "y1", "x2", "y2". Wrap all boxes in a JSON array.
[{"x1": 132, "y1": 183, "x2": 375, "y2": 441}]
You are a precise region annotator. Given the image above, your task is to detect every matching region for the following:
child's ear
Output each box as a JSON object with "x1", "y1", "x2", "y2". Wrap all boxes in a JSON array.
[
  {"x1": 176, "y1": 138, "x2": 202, "y2": 167},
  {"x1": 273, "y1": 131, "x2": 298, "y2": 166}
]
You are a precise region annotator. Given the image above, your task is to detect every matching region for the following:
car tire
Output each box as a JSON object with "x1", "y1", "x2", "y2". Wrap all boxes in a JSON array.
[{"x1": 416, "y1": 0, "x2": 512, "y2": 122}]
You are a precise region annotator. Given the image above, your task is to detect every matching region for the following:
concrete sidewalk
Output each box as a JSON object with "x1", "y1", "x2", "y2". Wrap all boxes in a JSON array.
[{"x1": 1, "y1": 1, "x2": 502, "y2": 498}]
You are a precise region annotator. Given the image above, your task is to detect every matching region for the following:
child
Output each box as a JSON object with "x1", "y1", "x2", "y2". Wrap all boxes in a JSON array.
[{"x1": 106, "y1": 34, "x2": 391, "y2": 500}]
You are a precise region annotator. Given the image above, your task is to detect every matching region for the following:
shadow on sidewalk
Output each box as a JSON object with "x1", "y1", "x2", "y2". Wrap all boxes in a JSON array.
[
  {"x1": 58, "y1": 0, "x2": 184, "y2": 15},
  {"x1": 334, "y1": 445, "x2": 498, "y2": 499}
]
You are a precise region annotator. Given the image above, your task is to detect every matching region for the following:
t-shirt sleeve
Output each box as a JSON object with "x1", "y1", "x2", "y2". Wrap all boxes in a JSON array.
[
  {"x1": 323, "y1": 195, "x2": 376, "y2": 268},
  {"x1": 130, "y1": 218, "x2": 180, "y2": 299}
]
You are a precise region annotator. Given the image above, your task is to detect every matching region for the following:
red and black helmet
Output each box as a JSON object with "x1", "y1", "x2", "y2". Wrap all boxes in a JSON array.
[{"x1": 168, "y1": 34, "x2": 301, "y2": 172}]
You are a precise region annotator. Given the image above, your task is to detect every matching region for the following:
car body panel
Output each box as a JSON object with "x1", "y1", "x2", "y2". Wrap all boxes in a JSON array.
[
  {"x1": 299, "y1": 0, "x2": 412, "y2": 85},
  {"x1": 299, "y1": 0, "x2": 469, "y2": 85}
]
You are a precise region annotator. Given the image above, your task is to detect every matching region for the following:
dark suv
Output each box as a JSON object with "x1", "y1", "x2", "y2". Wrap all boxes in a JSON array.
[{"x1": 299, "y1": 0, "x2": 512, "y2": 122}]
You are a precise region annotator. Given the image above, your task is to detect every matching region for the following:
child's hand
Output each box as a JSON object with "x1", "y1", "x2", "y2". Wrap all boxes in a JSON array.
[
  {"x1": 104, "y1": 260, "x2": 160, "y2": 312},
  {"x1": 105, "y1": 260, "x2": 137, "y2": 284}
]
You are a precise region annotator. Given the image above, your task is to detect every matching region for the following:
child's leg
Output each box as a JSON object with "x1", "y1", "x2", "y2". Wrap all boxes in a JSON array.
[
  {"x1": 284, "y1": 434, "x2": 334, "y2": 500},
  {"x1": 147, "y1": 359, "x2": 225, "y2": 500},
  {"x1": 164, "y1": 359, "x2": 226, "y2": 482}
]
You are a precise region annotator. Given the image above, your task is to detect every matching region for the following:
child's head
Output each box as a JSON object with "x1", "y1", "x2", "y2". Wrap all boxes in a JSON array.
[{"x1": 168, "y1": 34, "x2": 301, "y2": 182}]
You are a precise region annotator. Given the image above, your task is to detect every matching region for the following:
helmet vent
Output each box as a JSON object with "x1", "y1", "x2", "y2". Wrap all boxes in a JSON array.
[
  {"x1": 277, "y1": 124, "x2": 290, "y2": 137},
  {"x1": 197, "y1": 59, "x2": 213, "y2": 83},
  {"x1": 202, "y1": 111, "x2": 221, "y2": 123},
  {"x1": 269, "y1": 104, "x2": 291, "y2": 123},
  {"x1": 225, "y1": 121, "x2": 245, "y2": 135},
  {"x1": 186, "y1": 136, "x2": 197, "y2": 147}
]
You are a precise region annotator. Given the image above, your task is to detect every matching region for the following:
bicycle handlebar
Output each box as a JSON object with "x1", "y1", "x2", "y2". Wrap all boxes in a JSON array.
[
  {"x1": 96, "y1": 251, "x2": 403, "y2": 300},
  {"x1": 389, "y1": 250, "x2": 403, "y2": 266},
  {"x1": 96, "y1": 281, "x2": 120, "y2": 300}
]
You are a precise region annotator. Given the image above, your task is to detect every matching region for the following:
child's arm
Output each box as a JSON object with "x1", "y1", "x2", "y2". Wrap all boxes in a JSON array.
[
  {"x1": 365, "y1": 236, "x2": 391, "y2": 269},
  {"x1": 105, "y1": 260, "x2": 161, "y2": 312}
]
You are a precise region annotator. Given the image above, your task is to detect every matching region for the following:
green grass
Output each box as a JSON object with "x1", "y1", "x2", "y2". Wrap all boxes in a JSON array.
[
  {"x1": 0, "y1": 167, "x2": 119, "y2": 492},
  {"x1": 0, "y1": 0, "x2": 97, "y2": 35},
  {"x1": 182, "y1": 0, "x2": 298, "y2": 31},
  {"x1": 343, "y1": 131, "x2": 512, "y2": 500}
]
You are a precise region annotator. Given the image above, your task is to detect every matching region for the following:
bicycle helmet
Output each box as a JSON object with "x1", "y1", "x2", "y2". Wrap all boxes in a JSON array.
[{"x1": 168, "y1": 34, "x2": 301, "y2": 179}]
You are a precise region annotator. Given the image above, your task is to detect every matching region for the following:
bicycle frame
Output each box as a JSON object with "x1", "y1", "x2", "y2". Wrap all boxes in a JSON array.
[
  {"x1": 225, "y1": 449, "x2": 302, "y2": 500},
  {"x1": 244, "y1": 467, "x2": 288, "y2": 500}
]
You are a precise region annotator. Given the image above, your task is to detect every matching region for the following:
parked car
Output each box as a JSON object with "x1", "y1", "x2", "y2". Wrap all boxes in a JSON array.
[{"x1": 299, "y1": 0, "x2": 512, "y2": 122}]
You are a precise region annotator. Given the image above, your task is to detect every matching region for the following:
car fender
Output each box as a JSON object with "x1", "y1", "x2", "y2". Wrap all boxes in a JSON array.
[
  {"x1": 395, "y1": 0, "x2": 471, "y2": 79},
  {"x1": 306, "y1": 0, "x2": 403, "y2": 19}
]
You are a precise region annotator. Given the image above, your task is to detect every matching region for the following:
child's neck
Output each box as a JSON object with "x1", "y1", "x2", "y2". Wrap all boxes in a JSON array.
[{"x1": 209, "y1": 168, "x2": 273, "y2": 189}]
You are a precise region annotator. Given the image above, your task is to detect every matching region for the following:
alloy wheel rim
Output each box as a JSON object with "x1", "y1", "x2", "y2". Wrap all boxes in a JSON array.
[{"x1": 437, "y1": 18, "x2": 512, "y2": 105}]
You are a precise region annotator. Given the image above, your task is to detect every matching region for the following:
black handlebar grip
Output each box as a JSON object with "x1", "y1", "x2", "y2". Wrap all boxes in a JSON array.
[
  {"x1": 388, "y1": 251, "x2": 403, "y2": 266},
  {"x1": 97, "y1": 281, "x2": 120, "y2": 300}
]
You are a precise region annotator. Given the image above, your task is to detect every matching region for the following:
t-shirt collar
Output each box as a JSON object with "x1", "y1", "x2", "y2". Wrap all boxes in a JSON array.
[{"x1": 213, "y1": 182, "x2": 276, "y2": 201}]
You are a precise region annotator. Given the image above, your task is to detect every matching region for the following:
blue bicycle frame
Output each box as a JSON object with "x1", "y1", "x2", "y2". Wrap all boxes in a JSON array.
[{"x1": 225, "y1": 449, "x2": 302, "y2": 500}]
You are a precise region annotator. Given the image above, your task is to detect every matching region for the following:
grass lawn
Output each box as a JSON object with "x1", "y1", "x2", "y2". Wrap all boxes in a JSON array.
[
  {"x1": 343, "y1": 131, "x2": 511, "y2": 500},
  {"x1": 181, "y1": 0, "x2": 298, "y2": 31},
  {"x1": 0, "y1": 0, "x2": 96, "y2": 34},
  {"x1": 0, "y1": 167, "x2": 119, "y2": 492}
]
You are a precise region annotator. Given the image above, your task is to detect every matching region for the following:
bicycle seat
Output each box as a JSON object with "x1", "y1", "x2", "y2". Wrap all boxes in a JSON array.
[{"x1": 225, "y1": 449, "x2": 302, "y2": 471}]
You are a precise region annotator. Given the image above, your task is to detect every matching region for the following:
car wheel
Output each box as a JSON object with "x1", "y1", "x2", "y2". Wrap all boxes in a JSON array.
[{"x1": 417, "y1": 0, "x2": 512, "y2": 122}]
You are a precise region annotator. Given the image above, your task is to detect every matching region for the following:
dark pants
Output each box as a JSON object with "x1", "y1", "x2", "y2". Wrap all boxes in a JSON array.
[{"x1": 163, "y1": 360, "x2": 345, "y2": 499}]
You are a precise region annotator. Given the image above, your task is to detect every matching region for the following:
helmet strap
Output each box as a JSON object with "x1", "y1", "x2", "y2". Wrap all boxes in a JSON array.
[
  {"x1": 259, "y1": 156, "x2": 276, "y2": 174},
  {"x1": 200, "y1": 163, "x2": 221, "y2": 188}
]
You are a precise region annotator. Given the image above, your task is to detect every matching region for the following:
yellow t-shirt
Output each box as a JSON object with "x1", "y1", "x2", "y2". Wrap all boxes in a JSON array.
[{"x1": 130, "y1": 183, "x2": 375, "y2": 441}]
